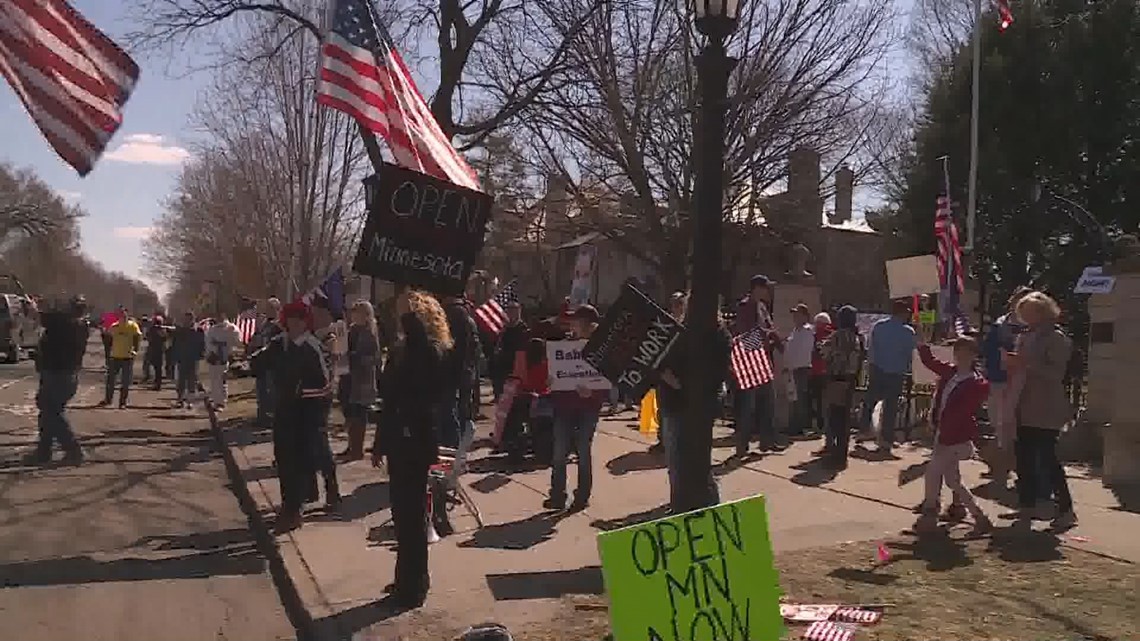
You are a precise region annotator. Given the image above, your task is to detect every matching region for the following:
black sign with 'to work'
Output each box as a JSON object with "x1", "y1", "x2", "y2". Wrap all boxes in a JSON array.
[
  {"x1": 583, "y1": 283, "x2": 683, "y2": 398},
  {"x1": 353, "y1": 164, "x2": 494, "y2": 297}
]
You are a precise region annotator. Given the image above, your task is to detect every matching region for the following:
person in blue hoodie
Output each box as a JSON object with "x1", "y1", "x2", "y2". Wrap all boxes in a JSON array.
[{"x1": 981, "y1": 286, "x2": 1031, "y2": 480}]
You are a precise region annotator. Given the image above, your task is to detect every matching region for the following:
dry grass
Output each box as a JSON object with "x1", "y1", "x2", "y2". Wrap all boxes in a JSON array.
[{"x1": 399, "y1": 529, "x2": 1138, "y2": 641}]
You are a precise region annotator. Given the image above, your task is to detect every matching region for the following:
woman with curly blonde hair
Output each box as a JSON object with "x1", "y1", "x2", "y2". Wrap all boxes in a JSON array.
[{"x1": 371, "y1": 287, "x2": 451, "y2": 607}]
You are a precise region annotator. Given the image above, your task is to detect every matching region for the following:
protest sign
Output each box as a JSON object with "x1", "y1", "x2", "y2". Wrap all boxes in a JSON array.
[
  {"x1": 1074, "y1": 266, "x2": 1115, "y2": 294},
  {"x1": 583, "y1": 283, "x2": 682, "y2": 398},
  {"x1": 547, "y1": 339, "x2": 612, "y2": 391},
  {"x1": 569, "y1": 244, "x2": 597, "y2": 306},
  {"x1": 597, "y1": 494, "x2": 784, "y2": 641},
  {"x1": 353, "y1": 164, "x2": 494, "y2": 296},
  {"x1": 885, "y1": 255, "x2": 940, "y2": 299}
]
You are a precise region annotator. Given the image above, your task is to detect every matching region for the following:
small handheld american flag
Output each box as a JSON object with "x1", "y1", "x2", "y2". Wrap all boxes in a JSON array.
[
  {"x1": 1, "y1": 0, "x2": 140, "y2": 176},
  {"x1": 474, "y1": 280, "x2": 518, "y2": 337},
  {"x1": 316, "y1": 0, "x2": 479, "y2": 191},
  {"x1": 236, "y1": 311, "x2": 257, "y2": 344},
  {"x1": 731, "y1": 327, "x2": 775, "y2": 390}
]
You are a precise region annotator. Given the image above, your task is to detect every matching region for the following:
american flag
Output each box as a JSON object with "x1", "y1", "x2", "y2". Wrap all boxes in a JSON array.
[
  {"x1": 473, "y1": 279, "x2": 518, "y2": 337},
  {"x1": 316, "y1": 0, "x2": 479, "y2": 191},
  {"x1": 832, "y1": 607, "x2": 882, "y2": 625},
  {"x1": 236, "y1": 311, "x2": 257, "y2": 344},
  {"x1": 803, "y1": 621, "x2": 855, "y2": 641},
  {"x1": 731, "y1": 327, "x2": 775, "y2": 390},
  {"x1": 935, "y1": 193, "x2": 969, "y2": 335},
  {"x1": 0, "y1": 0, "x2": 139, "y2": 176},
  {"x1": 996, "y1": 0, "x2": 1013, "y2": 31}
]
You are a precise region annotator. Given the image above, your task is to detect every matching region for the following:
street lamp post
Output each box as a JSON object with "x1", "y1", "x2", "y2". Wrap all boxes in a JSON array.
[{"x1": 677, "y1": 0, "x2": 740, "y2": 513}]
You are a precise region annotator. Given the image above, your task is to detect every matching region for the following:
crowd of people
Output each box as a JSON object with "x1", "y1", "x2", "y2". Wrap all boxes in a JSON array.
[{"x1": 19, "y1": 274, "x2": 1082, "y2": 609}]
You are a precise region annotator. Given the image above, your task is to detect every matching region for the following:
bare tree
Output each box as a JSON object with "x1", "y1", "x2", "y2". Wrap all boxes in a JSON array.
[
  {"x1": 0, "y1": 163, "x2": 80, "y2": 251},
  {"x1": 144, "y1": 19, "x2": 367, "y2": 307},
  {"x1": 906, "y1": 0, "x2": 974, "y2": 91},
  {"x1": 502, "y1": 0, "x2": 896, "y2": 288}
]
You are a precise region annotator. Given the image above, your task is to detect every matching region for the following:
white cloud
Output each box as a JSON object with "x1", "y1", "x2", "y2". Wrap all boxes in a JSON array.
[
  {"x1": 112, "y1": 226, "x2": 155, "y2": 240},
  {"x1": 105, "y1": 133, "x2": 190, "y2": 165}
]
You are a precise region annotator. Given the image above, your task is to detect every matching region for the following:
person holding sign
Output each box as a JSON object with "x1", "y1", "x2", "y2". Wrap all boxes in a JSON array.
[
  {"x1": 371, "y1": 289, "x2": 452, "y2": 608},
  {"x1": 544, "y1": 305, "x2": 607, "y2": 512}
]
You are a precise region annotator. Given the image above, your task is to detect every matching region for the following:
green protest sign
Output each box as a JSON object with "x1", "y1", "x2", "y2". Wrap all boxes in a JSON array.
[
  {"x1": 918, "y1": 310, "x2": 936, "y2": 325},
  {"x1": 597, "y1": 495, "x2": 784, "y2": 641}
]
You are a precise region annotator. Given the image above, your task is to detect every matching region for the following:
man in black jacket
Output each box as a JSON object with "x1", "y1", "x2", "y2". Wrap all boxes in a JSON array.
[
  {"x1": 440, "y1": 296, "x2": 481, "y2": 454},
  {"x1": 26, "y1": 295, "x2": 89, "y2": 465}
]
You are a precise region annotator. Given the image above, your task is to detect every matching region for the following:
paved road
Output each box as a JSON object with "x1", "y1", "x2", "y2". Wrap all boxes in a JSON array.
[{"x1": 0, "y1": 340, "x2": 296, "y2": 640}]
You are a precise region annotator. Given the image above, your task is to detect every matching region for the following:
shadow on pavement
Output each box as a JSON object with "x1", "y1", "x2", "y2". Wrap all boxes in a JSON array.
[
  {"x1": 0, "y1": 527, "x2": 266, "y2": 587},
  {"x1": 311, "y1": 596, "x2": 415, "y2": 638},
  {"x1": 886, "y1": 530, "x2": 974, "y2": 572},
  {"x1": 605, "y1": 449, "x2": 665, "y2": 476},
  {"x1": 589, "y1": 504, "x2": 670, "y2": 532},
  {"x1": 788, "y1": 458, "x2": 839, "y2": 487},
  {"x1": 827, "y1": 566, "x2": 900, "y2": 585},
  {"x1": 986, "y1": 527, "x2": 1064, "y2": 564},
  {"x1": 335, "y1": 481, "x2": 391, "y2": 521},
  {"x1": 457, "y1": 513, "x2": 560, "y2": 550},
  {"x1": 468, "y1": 473, "x2": 511, "y2": 494},
  {"x1": 485, "y1": 565, "x2": 604, "y2": 601}
]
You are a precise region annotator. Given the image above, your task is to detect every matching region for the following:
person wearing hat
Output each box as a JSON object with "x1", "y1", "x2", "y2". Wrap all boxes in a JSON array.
[
  {"x1": 732, "y1": 275, "x2": 782, "y2": 453},
  {"x1": 24, "y1": 295, "x2": 89, "y2": 466},
  {"x1": 251, "y1": 301, "x2": 340, "y2": 533},
  {"x1": 544, "y1": 304, "x2": 606, "y2": 512},
  {"x1": 783, "y1": 303, "x2": 816, "y2": 436},
  {"x1": 860, "y1": 298, "x2": 917, "y2": 453}
]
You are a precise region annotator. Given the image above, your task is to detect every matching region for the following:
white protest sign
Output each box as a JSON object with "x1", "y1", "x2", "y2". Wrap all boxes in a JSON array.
[
  {"x1": 547, "y1": 339, "x2": 612, "y2": 391},
  {"x1": 885, "y1": 254, "x2": 941, "y2": 299},
  {"x1": 569, "y1": 244, "x2": 597, "y2": 306},
  {"x1": 1074, "y1": 266, "x2": 1115, "y2": 294}
]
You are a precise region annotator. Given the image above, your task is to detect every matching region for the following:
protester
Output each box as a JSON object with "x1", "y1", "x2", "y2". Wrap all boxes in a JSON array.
[
  {"x1": 307, "y1": 297, "x2": 341, "y2": 504},
  {"x1": 338, "y1": 301, "x2": 380, "y2": 461},
  {"x1": 817, "y1": 305, "x2": 864, "y2": 469},
  {"x1": 733, "y1": 275, "x2": 782, "y2": 453},
  {"x1": 251, "y1": 298, "x2": 284, "y2": 427},
  {"x1": 371, "y1": 289, "x2": 451, "y2": 608},
  {"x1": 205, "y1": 311, "x2": 242, "y2": 410},
  {"x1": 143, "y1": 313, "x2": 168, "y2": 391},
  {"x1": 545, "y1": 305, "x2": 606, "y2": 512},
  {"x1": 490, "y1": 301, "x2": 527, "y2": 402},
  {"x1": 861, "y1": 299, "x2": 917, "y2": 452},
  {"x1": 170, "y1": 312, "x2": 206, "y2": 409},
  {"x1": 25, "y1": 295, "x2": 89, "y2": 466},
  {"x1": 809, "y1": 312, "x2": 834, "y2": 432},
  {"x1": 783, "y1": 303, "x2": 815, "y2": 437},
  {"x1": 981, "y1": 286, "x2": 1031, "y2": 480},
  {"x1": 99, "y1": 308, "x2": 142, "y2": 408},
  {"x1": 914, "y1": 332, "x2": 993, "y2": 533},
  {"x1": 656, "y1": 292, "x2": 728, "y2": 511},
  {"x1": 441, "y1": 293, "x2": 482, "y2": 456},
  {"x1": 1007, "y1": 291, "x2": 1077, "y2": 529}
]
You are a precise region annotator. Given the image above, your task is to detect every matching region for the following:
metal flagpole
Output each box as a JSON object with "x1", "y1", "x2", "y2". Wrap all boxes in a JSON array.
[{"x1": 966, "y1": 0, "x2": 982, "y2": 252}]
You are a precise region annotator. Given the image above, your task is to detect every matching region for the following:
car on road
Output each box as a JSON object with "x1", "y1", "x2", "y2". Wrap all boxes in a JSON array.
[{"x1": 0, "y1": 293, "x2": 41, "y2": 363}]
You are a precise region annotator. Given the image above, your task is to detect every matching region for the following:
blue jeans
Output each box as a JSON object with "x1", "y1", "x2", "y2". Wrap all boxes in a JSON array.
[
  {"x1": 861, "y1": 366, "x2": 906, "y2": 443},
  {"x1": 36, "y1": 370, "x2": 80, "y2": 456},
  {"x1": 177, "y1": 361, "x2": 199, "y2": 402},
  {"x1": 255, "y1": 371, "x2": 275, "y2": 421},
  {"x1": 735, "y1": 383, "x2": 776, "y2": 452},
  {"x1": 550, "y1": 407, "x2": 599, "y2": 503}
]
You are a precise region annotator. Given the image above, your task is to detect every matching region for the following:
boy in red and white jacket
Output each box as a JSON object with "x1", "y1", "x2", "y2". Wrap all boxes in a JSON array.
[{"x1": 915, "y1": 332, "x2": 993, "y2": 533}]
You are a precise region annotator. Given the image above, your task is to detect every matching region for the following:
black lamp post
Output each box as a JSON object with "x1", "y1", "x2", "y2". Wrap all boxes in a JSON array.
[{"x1": 676, "y1": 0, "x2": 740, "y2": 513}]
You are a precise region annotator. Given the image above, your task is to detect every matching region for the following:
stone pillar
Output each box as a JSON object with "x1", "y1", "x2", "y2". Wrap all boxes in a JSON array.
[
  {"x1": 833, "y1": 165, "x2": 854, "y2": 224},
  {"x1": 1095, "y1": 239, "x2": 1140, "y2": 485}
]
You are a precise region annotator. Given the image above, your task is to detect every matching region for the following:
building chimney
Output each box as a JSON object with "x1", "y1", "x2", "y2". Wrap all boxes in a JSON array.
[{"x1": 834, "y1": 165, "x2": 854, "y2": 224}]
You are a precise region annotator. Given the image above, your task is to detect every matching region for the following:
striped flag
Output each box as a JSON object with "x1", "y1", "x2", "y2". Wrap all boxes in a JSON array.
[
  {"x1": 0, "y1": 0, "x2": 139, "y2": 176},
  {"x1": 473, "y1": 279, "x2": 518, "y2": 337},
  {"x1": 995, "y1": 0, "x2": 1013, "y2": 30},
  {"x1": 935, "y1": 193, "x2": 969, "y2": 334},
  {"x1": 730, "y1": 327, "x2": 775, "y2": 390},
  {"x1": 236, "y1": 311, "x2": 257, "y2": 344},
  {"x1": 316, "y1": 0, "x2": 479, "y2": 191},
  {"x1": 832, "y1": 607, "x2": 883, "y2": 625},
  {"x1": 803, "y1": 620, "x2": 855, "y2": 641}
]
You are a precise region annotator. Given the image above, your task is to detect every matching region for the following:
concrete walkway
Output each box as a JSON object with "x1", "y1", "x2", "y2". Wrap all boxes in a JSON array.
[{"x1": 215, "y1": 379, "x2": 1139, "y2": 640}]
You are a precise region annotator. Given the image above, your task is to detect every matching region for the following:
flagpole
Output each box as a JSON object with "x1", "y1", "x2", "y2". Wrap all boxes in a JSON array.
[{"x1": 966, "y1": 0, "x2": 982, "y2": 252}]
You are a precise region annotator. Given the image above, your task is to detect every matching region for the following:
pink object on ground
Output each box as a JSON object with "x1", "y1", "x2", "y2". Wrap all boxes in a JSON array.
[
  {"x1": 875, "y1": 541, "x2": 891, "y2": 565},
  {"x1": 803, "y1": 620, "x2": 855, "y2": 641}
]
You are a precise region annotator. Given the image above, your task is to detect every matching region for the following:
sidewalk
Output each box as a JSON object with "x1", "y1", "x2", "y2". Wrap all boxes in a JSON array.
[{"x1": 215, "y1": 379, "x2": 1139, "y2": 640}]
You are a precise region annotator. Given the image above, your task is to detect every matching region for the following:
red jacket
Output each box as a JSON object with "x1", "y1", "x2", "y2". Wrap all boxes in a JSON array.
[
  {"x1": 919, "y1": 345, "x2": 990, "y2": 446},
  {"x1": 811, "y1": 324, "x2": 834, "y2": 376}
]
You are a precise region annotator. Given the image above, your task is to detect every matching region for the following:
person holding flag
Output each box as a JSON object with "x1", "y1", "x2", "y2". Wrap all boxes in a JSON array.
[{"x1": 474, "y1": 281, "x2": 524, "y2": 401}]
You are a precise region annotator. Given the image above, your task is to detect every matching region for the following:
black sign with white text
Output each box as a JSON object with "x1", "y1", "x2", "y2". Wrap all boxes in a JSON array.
[
  {"x1": 352, "y1": 164, "x2": 494, "y2": 296},
  {"x1": 583, "y1": 283, "x2": 683, "y2": 398}
]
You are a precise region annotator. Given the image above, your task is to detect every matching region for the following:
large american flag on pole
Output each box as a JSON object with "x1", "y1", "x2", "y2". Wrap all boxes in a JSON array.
[
  {"x1": 731, "y1": 327, "x2": 775, "y2": 390},
  {"x1": 0, "y1": 0, "x2": 139, "y2": 176},
  {"x1": 316, "y1": 0, "x2": 479, "y2": 191},
  {"x1": 473, "y1": 280, "x2": 518, "y2": 337},
  {"x1": 935, "y1": 193, "x2": 971, "y2": 335}
]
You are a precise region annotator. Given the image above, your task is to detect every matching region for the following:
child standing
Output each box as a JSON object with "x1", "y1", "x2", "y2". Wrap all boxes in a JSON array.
[{"x1": 915, "y1": 333, "x2": 993, "y2": 533}]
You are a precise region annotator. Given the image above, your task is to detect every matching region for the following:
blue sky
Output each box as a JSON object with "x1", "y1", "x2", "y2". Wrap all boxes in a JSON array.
[{"x1": 1, "y1": 0, "x2": 208, "y2": 298}]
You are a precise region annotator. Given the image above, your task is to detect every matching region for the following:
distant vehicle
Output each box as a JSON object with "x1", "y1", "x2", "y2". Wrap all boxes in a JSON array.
[{"x1": 0, "y1": 293, "x2": 41, "y2": 363}]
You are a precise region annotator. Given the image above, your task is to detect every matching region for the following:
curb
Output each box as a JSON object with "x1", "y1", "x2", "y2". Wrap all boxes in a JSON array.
[{"x1": 201, "y1": 395, "x2": 321, "y2": 641}]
